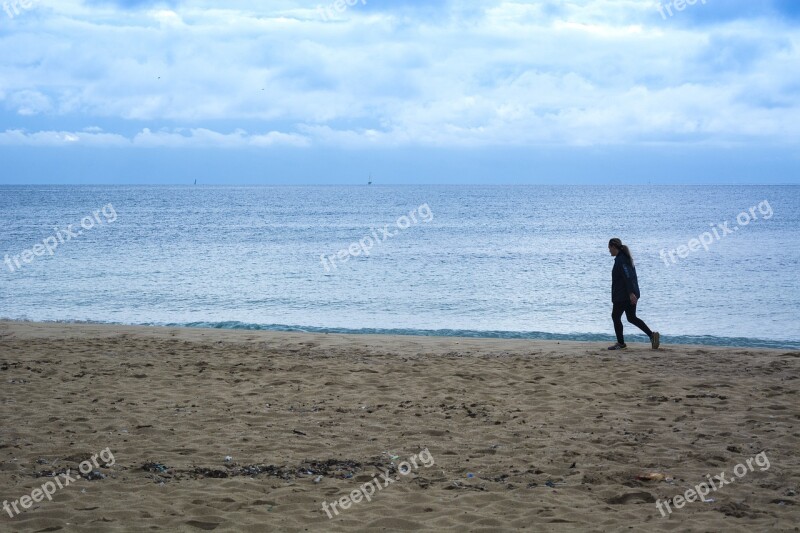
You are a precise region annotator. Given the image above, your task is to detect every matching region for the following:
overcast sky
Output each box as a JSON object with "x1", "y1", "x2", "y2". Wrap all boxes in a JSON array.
[{"x1": 1, "y1": 0, "x2": 798, "y2": 184}]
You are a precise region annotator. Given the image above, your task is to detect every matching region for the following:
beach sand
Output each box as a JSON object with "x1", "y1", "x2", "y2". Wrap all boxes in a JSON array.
[{"x1": 0, "y1": 321, "x2": 797, "y2": 532}]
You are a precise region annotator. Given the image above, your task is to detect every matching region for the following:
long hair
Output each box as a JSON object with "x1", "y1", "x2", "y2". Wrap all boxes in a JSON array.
[{"x1": 609, "y1": 238, "x2": 634, "y2": 266}]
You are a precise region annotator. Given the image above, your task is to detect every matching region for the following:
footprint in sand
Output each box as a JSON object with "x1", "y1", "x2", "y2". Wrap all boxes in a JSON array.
[
  {"x1": 606, "y1": 491, "x2": 656, "y2": 504},
  {"x1": 185, "y1": 520, "x2": 221, "y2": 530}
]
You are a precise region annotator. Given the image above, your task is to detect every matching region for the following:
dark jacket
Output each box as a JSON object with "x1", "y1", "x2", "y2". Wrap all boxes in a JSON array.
[{"x1": 612, "y1": 253, "x2": 641, "y2": 303}]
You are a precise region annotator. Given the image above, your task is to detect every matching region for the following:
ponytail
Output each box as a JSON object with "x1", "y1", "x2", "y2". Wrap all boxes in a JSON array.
[{"x1": 621, "y1": 244, "x2": 634, "y2": 267}]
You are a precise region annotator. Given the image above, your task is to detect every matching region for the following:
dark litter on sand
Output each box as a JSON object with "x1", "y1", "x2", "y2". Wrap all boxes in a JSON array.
[
  {"x1": 33, "y1": 457, "x2": 112, "y2": 482},
  {"x1": 139, "y1": 458, "x2": 393, "y2": 483},
  {"x1": 34, "y1": 467, "x2": 107, "y2": 481},
  {"x1": 82, "y1": 470, "x2": 107, "y2": 480},
  {"x1": 35, "y1": 467, "x2": 73, "y2": 478},
  {"x1": 142, "y1": 462, "x2": 169, "y2": 474}
]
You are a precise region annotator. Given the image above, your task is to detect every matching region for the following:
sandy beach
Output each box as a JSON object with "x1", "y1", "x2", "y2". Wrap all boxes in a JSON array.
[{"x1": 0, "y1": 320, "x2": 797, "y2": 532}]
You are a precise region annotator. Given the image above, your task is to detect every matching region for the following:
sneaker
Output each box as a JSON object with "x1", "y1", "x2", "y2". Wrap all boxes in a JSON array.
[
  {"x1": 650, "y1": 332, "x2": 660, "y2": 350},
  {"x1": 608, "y1": 343, "x2": 627, "y2": 350}
]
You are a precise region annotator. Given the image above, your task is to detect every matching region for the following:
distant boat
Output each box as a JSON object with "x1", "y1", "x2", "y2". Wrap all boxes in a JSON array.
[
  {"x1": 368, "y1": 174, "x2": 372, "y2": 185},
  {"x1": 194, "y1": 179, "x2": 197, "y2": 185}
]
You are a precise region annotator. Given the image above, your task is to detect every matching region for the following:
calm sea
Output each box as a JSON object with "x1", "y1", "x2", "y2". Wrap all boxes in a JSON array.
[{"x1": 1, "y1": 185, "x2": 798, "y2": 349}]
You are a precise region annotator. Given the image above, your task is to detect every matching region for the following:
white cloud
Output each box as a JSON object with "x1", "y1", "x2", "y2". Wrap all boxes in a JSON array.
[
  {"x1": 132, "y1": 127, "x2": 309, "y2": 148},
  {"x1": 0, "y1": 127, "x2": 309, "y2": 147},
  {"x1": 0, "y1": 1, "x2": 798, "y2": 148},
  {"x1": 150, "y1": 8, "x2": 183, "y2": 27},
  {"x1": 0, "y1": 129, "x2": 128, "y2": 146},
  {"x1": 7, "y1": 90, "x2": 53, "y2": 116}
]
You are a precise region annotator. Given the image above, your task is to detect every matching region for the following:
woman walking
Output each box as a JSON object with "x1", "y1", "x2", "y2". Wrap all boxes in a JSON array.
[{"x1": 608, "y1": 238, "x2": 660, "y2": 350}]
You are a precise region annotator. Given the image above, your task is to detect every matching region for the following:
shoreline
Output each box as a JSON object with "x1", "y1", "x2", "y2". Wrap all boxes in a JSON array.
[
  {"x1": 0, "y1": 320, "x2": 797, "y2": 531},
  {"x1": 1, "y1": 319, "x2": 796, "y2": 351}
]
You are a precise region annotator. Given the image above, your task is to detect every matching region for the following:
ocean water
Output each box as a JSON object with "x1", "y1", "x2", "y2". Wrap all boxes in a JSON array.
[{"x1": 0, "y1": 185, "x2": 798, "y2": 349}]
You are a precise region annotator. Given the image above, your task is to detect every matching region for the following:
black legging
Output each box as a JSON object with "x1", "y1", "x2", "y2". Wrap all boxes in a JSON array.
[{"x1": 612, "y1": 302, "x2": 653, "y2": 345}]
